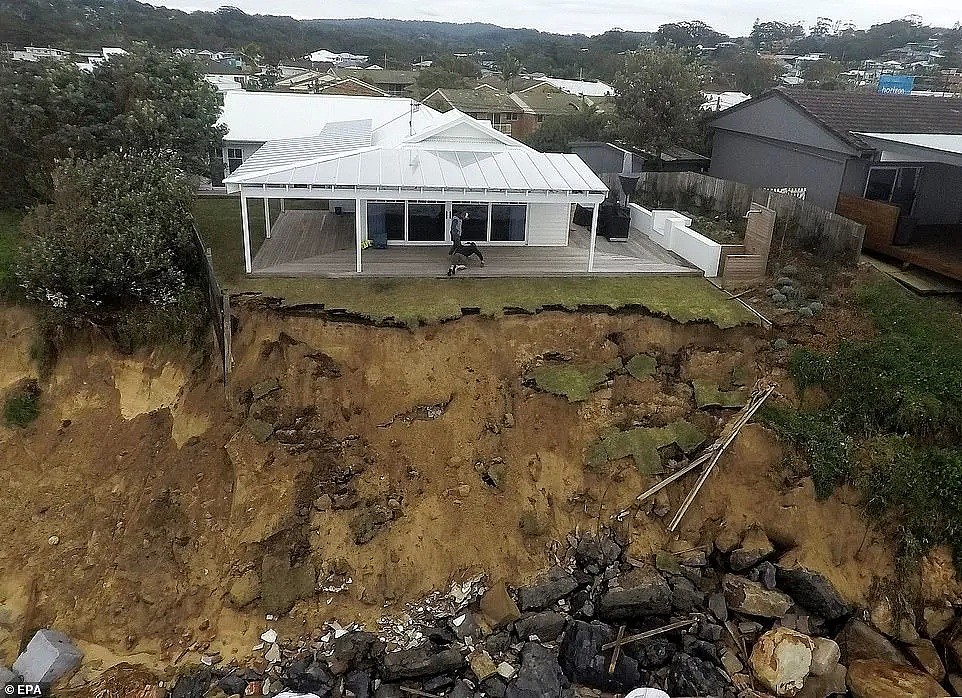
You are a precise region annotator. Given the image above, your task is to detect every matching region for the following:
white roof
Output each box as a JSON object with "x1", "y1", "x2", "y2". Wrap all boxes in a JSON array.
[
  {"x1": 218, "y1": 92, "x2": 440, "y2": 143},
  {"x1": 226, "y1": 110, "x2": 607, "y2": 199},
  {"x1": 858, "y1": 132, "x2": 962, "y2": 166},
  {"x1": 702, "y1": 91, "x2": 751, "y2": 111},
  {"x1": 541, "y1": 77, "x2": 614, "y2": 97}
]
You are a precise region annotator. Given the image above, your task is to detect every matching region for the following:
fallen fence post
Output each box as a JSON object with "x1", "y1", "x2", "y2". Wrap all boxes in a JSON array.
[{"x1": 601, "y1": 618, "x2": 700, "y2": 651}]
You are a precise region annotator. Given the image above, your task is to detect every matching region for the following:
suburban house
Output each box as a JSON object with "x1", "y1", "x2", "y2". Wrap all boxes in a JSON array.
[
  {"x1": 709, "y1": 88, "x2": 962, "y2": 280},
  {"x1": 218, "y1": 92, "x2": 695, "y2": 277},
  {"x1": 333, "y1": 68, "x2": 419, "y2": 96},
  {"x1": 274, "y1": 71, "x2": 389, "y2": 96},
  {"x1": 423, "y1": 83, "x2": 600, "y2": 139},
  {"x1": 304, "y1": 49, "x2": 368, "y2": 67},
  {"x1": 201, "y1": 59, "x2": 247, "y2": 92}
]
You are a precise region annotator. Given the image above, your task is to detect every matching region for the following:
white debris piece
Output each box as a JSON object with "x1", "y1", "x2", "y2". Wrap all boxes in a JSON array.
[{"x1": 260, "y1": 629, "x2": 278, "y2": 644}]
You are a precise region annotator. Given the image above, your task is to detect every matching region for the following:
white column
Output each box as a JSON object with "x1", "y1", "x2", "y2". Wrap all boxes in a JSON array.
[
  {"x1": 355, "y1": 199, "x2": 363, "y2": 273},
  {"x1": 241, "y1": 193, "x2": 252, "y2": 274},
  {"x1": 587, "y1": 201, "x2": 600, "y2": 272},
  {"x1": 264, "y1": 197, "x2": 271, "y2": 239},
  {"x1": 280, "y1": 198, "x2": 286, "y2": 212}
]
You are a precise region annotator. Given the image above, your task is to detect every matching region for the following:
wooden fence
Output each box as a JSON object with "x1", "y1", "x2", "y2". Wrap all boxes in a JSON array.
[
  {"x1": 191, "y1": 223, "x2": 233, "y2": 390},
  {"x1": 639, "y1": 171, "x2": 866, "y2": 266}
]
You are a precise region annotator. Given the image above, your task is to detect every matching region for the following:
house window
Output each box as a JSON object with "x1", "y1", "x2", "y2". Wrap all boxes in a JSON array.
[
  {"x1": 865, "y1": 166, "x2": 921, "y2": 215},
  {"x1": 452, "y1": 203, "x2": 489, "y2": 241},
  {"x1": 367, "y1": 202, "x2": 405, "y2": 244},
  {"x1": 227, "y1": 148, "x2": 244, "y2": 173},
  {"x1": 491, "y1": 204, "x2": 526, "y2": 242},
  {"x1": 537, "y1": 115, "x2": 546, "y2": 123},
  {"x1": 505, "y1": 112, "x2": 519, "y2": 121},
  {"x1": 407, "y1": 203, "x2": 446, "y2": 241}
]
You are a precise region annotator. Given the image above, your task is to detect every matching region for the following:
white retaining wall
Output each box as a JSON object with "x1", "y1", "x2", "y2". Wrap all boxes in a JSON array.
[{"x1": 628, "y1": 204, "x2": 722, "y2": 277}]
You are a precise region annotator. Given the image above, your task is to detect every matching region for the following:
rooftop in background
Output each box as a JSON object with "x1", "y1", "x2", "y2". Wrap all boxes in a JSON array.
[
  {"x1": 778, "y1": 88, "x2": 962, "y2": 149},
  {"x1": 539, "y1": 77, "x2": 613, "y2": 97},
  {"x1": 218, "y1": 92, "x2": 437, "y2": 142},
  {"x1": 425, "y1": 88, "x2": 522, "y2": 114},
  {"x1": 335, "y1": 68, "x2": 418, "y2": 86}
]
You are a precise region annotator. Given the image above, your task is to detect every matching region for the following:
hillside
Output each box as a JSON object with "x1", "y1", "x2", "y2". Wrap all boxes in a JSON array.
[{"x1": 0, "y1": 0, "x2": 650, "y2": 76}]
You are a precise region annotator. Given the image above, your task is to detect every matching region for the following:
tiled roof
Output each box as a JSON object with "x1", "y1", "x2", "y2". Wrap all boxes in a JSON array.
[
  {"x1": 337, "y1": 68, "x2": 418, "y2": 85},
  {"x1": 779, "y1": 88, "x2": 962, "y2": 148},
  {"x1": 515, "y1": 90, "x2": 588, "y2": 116},
  {"x1": 427, "y1": 88, "x2": 521, "y2": 113}
]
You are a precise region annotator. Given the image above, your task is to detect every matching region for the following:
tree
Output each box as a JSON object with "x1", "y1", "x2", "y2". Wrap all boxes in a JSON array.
[
  {"x1": 18, "y1": 153, "x2": 198, "y2": 316},
  {"x1": 750, "y1": 20, "x2": 805, "y2": 51},
  {"x1": 716, "y1": 53, "x2": 782, "y2": 95},
  {"x1": 612, "y1": 47, "x2": 704, "y2": 155},
  {"x1": 413, "y1": 67, "x2": 468, "y2": 98},
  {"x1": 501, "y1": 51, "x2": 521, "y2": 92},
  {"x1": 655, "y1": 21, "x2": 729, "y2": 49},
  {"x1": 0, "y1": 47, "x2": 224, "y2": 207},
  {"x1": 804, "y1": 59, "x2": 844, "y2": 89},
  {"x1": 524, "y1": 105, "x2": 612, "y2": 153}
]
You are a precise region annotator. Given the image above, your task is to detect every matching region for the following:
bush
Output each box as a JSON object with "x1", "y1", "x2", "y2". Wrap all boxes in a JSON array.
[
  {"x1": 4, "y1": 379, "x2": 40, "y2": 427},
  {"x1": 18, "y1": 152, "x2": 199, "y2": 317}
]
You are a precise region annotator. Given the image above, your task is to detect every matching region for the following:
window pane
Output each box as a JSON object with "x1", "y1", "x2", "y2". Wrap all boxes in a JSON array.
[
  {"x1": 491, "y1": 205, "x2": 526, "y2": 242},
  {"x1": 408, "y1": 203, "x2": 445, "y2": 241},
  {"x1": 453, "y1": 203, "x2": 489, "y2": 241},
  {"x1": 865, "y1": 168, "x2": 897, "y2": 201},
  {"x1": 367, "y1": 202, "x2": 405, "y2": 246}
]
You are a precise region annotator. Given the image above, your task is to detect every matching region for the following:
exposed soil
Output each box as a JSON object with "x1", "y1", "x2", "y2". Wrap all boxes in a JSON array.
[{"x1": 0, "y1": 287, "x2": 943, "y2": 685}]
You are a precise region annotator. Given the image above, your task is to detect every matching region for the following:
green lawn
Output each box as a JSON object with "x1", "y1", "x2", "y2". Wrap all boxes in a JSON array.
[{"x1": 193, "y1": 197, "x2": 757, "y2": 329}]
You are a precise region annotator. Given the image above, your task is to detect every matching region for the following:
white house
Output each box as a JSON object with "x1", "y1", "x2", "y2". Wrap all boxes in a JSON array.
[
  {"x1": 540, "y1": 77, "x2": 614, "y2": 98},
  {"x1": 219, "y1": 93, "x2": 697, "y2": 277},
  {"x1": 305, "y1": 49, "x2": 368, "y2": 67}
]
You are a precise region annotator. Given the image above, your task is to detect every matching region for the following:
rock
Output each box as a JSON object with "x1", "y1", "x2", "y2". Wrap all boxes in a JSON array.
[
  {"x1": 480, "y1": 582, "x2": 521, "y2": 629},
  {"x1": 469, "y1": 650, "x2": 499, "y2": 681},
  {"x1": 750, "y1": 561, "x2": 777, "y2": 590},
  {"x1": 505, "y1": 643, "x2": 570, "y2": 698},
  {"x1": 228, "y1": 571, "x2": 261, "y2": 608},
  {"x1": 723, "y1": 574, "x2": 793, "y2": 618},
  {"x1": 846, "y1": 659, "x2": 949, "y2": 698},
  {"x1": 450, "y1": 612, "x2": 482, "y2": 640},
  {"x1": 870, "y1": 595, "x2": 919, "y2": 642},
  {"x1": 669, "y1": 577, "x2": 705, "y2": 613},
  {"x1": 949, "y1": 673, "x2": 962, "y2": 695},
  {"x1": 517, "y1": 572, "x2": 579, "y2": 611},
  {"x1": 729, "y1": 527, "x2": 775, "y2": 572},
  {"x1": 264, "y1": 644, "x2": 281, "y2": 664},
  {"x1": 708, "y1": 592, "x2": 728, "y2": 622},
  {"x1": 559, "y1": 620, "x2": 640, "y2": 691},
  {"x1": 245, "y1": 417, "x2": 274, "y2": 443},
  {"x1": 13, "y1": 629, "x2": 84, "y2": 684},
  {"x1": 809, "y1": 638, "x2": 840, "y2": 677},
  {"x1": 217, "y1": 672, "x2": 249, "y2": 696},
  {"x1": 627, "y1": 638, "x2": 673, "y2": 669},
  {"x1": 280, "y1": 657, "x2": 332, "y2": 692},
  {"x1": 345, "y1": 668, "x2": 372, "y2": 698},
  {"x1": 422, "y1": 674, "x2": 453, "y2": 693},
  {"x1": 575, "y1": 534, "x2": 622, "y2": 570},
  {"x1": 749, "y1": 627, "x2": 814, "y2": 696},
  {"x1": 260, "y1": 553, "x2": 316, "y2": 615},
  {"x1": 835, "y1": 618, "x2": 910, "y2": 666},
  {"x1": 598, "y1": 565, "x2": 671, "y2": 619},
  {"x1": 667, "y1": 652, "x2": 728, "y2": 698},
  {"x1": 447, "y1": 680, "x2": 476, "y2": 698},
  {"x1": 327, "y1": 631, "x2": 384, "y2": 674},
  {"x1": 170, "y1": 669, "x2": 212, "y2": 698},
  {"x1": 797, "y1": 664, "x2": 847, "y2": 698},
  {"x1": 314, "y1": 494, "x2": 333, "y2": 511},
  {"x1": 482, "y1": 676, "x2": 508, "y2": 698},
  {"x1": 514, "y1": 611, "x2": 567, "y2": 642},
  {"x1": 715, "y1": 528, "x2": 742, "y2": 554},
  {"x1": 775, "y1": 562, "x2": 852, "y2": 620},
  {"x1": 922, "y1": 605, "x2": 955, "y2": 638},
  {"x1": 904, "y1": 639, "x2": 945, "y2": 681},
  {"x1": 380, "y1": 645, "x2": 465, "y2": 681},
  {"x1": 721, "y1": 648, "x2": 745, "y2": 675},
  {"x1": 251, "y1": 379, "x2": 281, "y2": 400}
]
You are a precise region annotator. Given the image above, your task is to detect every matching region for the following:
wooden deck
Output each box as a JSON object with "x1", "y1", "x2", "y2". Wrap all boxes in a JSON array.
[
  {"x1": 871, "y1": 226, "x2": 962, "y2": 284},
  {"x1": 251, "y1": 210, "x2": 698, "y2": 277}
]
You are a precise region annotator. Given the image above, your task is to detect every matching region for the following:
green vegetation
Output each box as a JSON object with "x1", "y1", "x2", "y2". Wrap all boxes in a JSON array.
[
  {"x1": 586, "y1": 420, "x2": 706, "y2": 474},
  {"x1": 193, "y1": 196, "x2": 266, "y2": 284},
  {"x1": 238, "y1": 276, "x2": 757, "y2": 329},
  {"x1": 527, "y1": 359, "x2": 623, "y2": 402},
  {"x1": 767, "y1": 278, "x2": 962, "y2": 564},
  {"x1": 4, "y1": 380, "x2": 40, "y2": 427},
  {"x1": 0, "y1": 210, "x2": 23, "y2": 298},
  {"x1": 692, "y1": 379, "x2": 747, "y2": 408},
  {"x1": 625, "y1": 354, "x2": 658, "y2": 380}
]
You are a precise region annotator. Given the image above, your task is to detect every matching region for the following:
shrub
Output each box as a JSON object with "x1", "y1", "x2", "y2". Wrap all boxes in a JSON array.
[
  {"x1": 4, "y1": 379, "x2": 40, "y2": 427},
  {"x1": 18, "y1": 152, "x2": 198, "y2": 318}
]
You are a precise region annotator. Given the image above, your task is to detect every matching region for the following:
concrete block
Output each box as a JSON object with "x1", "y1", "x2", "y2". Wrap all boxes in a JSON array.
[{"x1": 12, "y1": 629, "x2": 83, "y2": 684}]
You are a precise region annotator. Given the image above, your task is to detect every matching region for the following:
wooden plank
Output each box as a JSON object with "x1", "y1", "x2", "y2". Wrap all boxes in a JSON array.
[{"x1": 836, "y1": 193, "x2": 899, "y2": 251}]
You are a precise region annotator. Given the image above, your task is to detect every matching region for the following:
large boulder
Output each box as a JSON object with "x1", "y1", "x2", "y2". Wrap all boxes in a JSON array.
[
  {"x1": 775, "y1": 560, "x2": 851, "y2": 620},
  {"x1": 749, "y1": 627, "x2": 814, "y2": 696},
  {"x1": 13, "y1": 630, "x2": 83, "y2": 685},
  {"x1": 504, "y1": 643, "x2": 571, "y2": 698},
  {"x1": 380, "y1": 645, "x2": 464, "y2": 681},
  {"x1": 846, "y1": 659, "x2": 949, "y2": 698},
  {"x1": 598, "y1": 566, "x2": 671, "y2": 619},
  {"x1": 723, "y1": 574, "x2": 793, "y2": 619},
  {"x1": 809, "y1": 637, "x2": 840, "y2": 677},
  {"x1": 870, "y1": 594, "x2": 919, "y2": 642},
  {"x1": 517, "y1": 571, "x2": 579, "y2": 611},
  {"x1": 559, "y1": 620, "x2": 640, "y2": 692},
  {"x1": 479, "y1": 582, "x2": 521, "y2": 629},
  {"x1": 514, "y1": 611, "x2": 567, "y2": 642},
  {"x1": 260, "y1": 552, "x2": 316, "y2": 615},
  {"x1": 834, "y1": 619, "x2": 909, "y2": 666},
  {"x1": 904, "y1": 639, "x2": 945, "y2": 682},
  {"x1": 667, "y1": 652, "x2": 728, "y2": 698}
]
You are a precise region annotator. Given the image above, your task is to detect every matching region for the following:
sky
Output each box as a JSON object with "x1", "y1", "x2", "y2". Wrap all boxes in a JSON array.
[{"x1": 148, "y1": 0, "x2": 959, "y2": 36}]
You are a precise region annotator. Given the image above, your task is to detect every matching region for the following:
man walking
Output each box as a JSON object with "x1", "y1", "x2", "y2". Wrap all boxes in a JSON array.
[{"x1": 447, "y1": 211, "x2": 484, "y2": 276}]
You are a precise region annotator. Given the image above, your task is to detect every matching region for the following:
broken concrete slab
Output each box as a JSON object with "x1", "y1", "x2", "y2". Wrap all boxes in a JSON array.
[{"x1": 13, "y1": 629, "x2": 83, "y2": 684}]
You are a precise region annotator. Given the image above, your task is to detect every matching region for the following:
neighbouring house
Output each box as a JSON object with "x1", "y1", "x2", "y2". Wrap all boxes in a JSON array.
[
  {"x1": 333, "y1": 68, "x2": 418, "y2": 96},
  {"x1": 702, "y1": 91, "x2": 750, "y2": 112},
  {"x1": 10, "y1": 46, "x2": 71, "y2": 61},
  {"x1": 200, "y1": 59, "x2": 247, "y2": 92},
  {"x1": 219, "y1": 93, "x2": 696, "y2": 277},
  {"x1": 275, "y1": 71, "x2": 389, "y2": 96},
  {"x1": 537, "y1": 76, "x2": 614, "y2": 98},
  {"x1": 709, "y1": 88, "x2": 962, "y2": 280},
  {"x1": 304, "y1": 49, "x2": 368, "y2": 67},
  {"x1": 423, "y1": 83, "x2": 599, "y2": 139}
]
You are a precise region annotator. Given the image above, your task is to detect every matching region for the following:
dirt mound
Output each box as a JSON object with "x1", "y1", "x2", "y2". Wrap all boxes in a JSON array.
[{"x1": 0, "y1": 303, "x2": 926, "y2": 679}]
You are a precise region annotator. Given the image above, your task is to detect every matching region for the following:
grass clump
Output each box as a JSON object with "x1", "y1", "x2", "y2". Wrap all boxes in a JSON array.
[
  {"x1": 4, "y1": 380, "x2": 40, "y2": 427},
  {"x1": 527, "y1": 359, "x2": 623, "y2": 402},
  {"x1": 768, "y1": 277, "x2": 962, "y2": 563},
  {"x1": 0, "y1": 210, "x2": 24, "y2": 299},
  {"x1": 586, "y1": 420, "x2": 706, "y2": 474}
]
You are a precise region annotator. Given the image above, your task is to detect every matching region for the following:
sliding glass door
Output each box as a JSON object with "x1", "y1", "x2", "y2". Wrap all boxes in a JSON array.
[
  {"x1": 366, "y1": 201, "x2": 528, "y2": 244},
  {"x1": 408, "y1": 203, "x2": 446, "y2": 242}
]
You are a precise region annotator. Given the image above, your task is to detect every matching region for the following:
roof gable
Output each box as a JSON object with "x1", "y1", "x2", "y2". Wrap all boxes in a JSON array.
[{"x1": 403, "y1": 110, "x2": 525, "y2": 149}]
